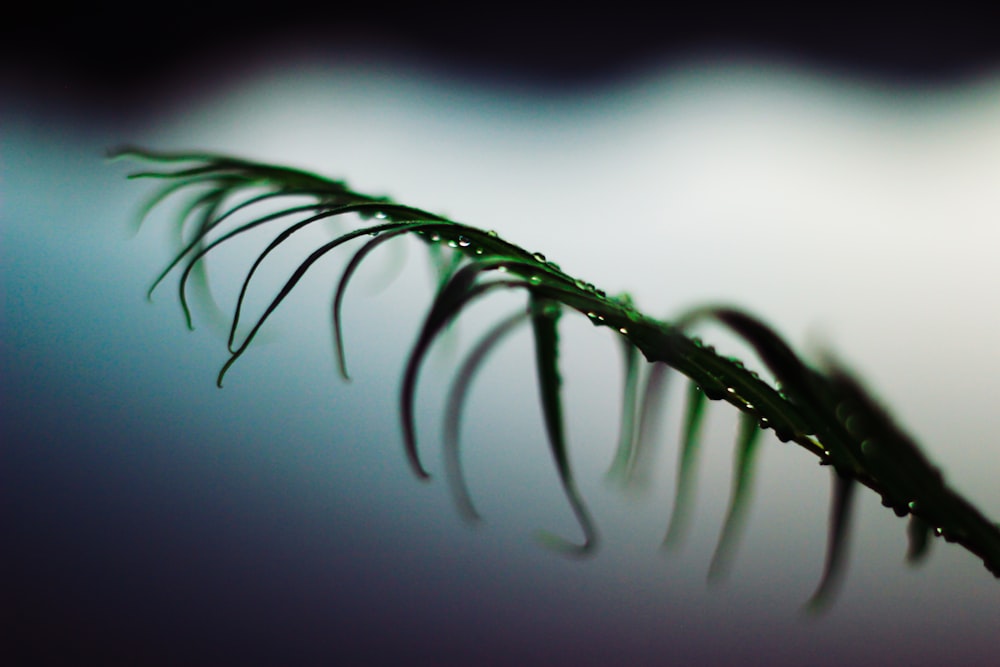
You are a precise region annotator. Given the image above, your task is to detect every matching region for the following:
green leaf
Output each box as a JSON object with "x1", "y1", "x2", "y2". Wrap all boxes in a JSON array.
[
  {"x1": 530, "y1": 295, "x2": 597, "y2": 555},
  {"x1": 626, "y1": 362, "x2": 672, "y2": 493},
  {"x1": 442, "y1": 310, "x2": 529, "y2": 522},
  {"x1": 119, "y1": 148, "x2": 1000, "y2": 605},
  {"x1": 217, "y1": 220, "x2": 411, "y2": 386},
  {"x1": 907, "y1": 514, "x2": 933, "y2": 565},
  {"x1": 400, "y1": 260, "x2": 532, "y2": 478},
  {"x1": 708, "y1": 411, "x2": 763, "y2": 584},
  {"x1": 605, "y1": 337, "x2": 641, "y2": 485},
  {"x1": 663, "y1": 380, "x2": 709, "y2": 549},
  {"x1": 805, "y1": 472, "x2": 857, "y2": 614},
  {"x1": 331, "y1": 222, "x2": 434, "y2": 379}
]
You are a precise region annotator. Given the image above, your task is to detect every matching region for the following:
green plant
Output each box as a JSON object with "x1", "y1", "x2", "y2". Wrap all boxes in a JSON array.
[{"x1": 112, "y1": 147, "x2": 1000, "y2": 611}]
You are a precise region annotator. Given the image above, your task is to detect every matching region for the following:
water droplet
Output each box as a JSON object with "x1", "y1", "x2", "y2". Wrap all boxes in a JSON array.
[
  {"x1": 457, "y1": 236, "x2": 471, "y2": 247},
  {"x1": 703, "y1": 386, "x2": 726, "y2": 401},
  {"x1": 430, "y1": 233, "x2": 441, "y2": 242},
  {"x1": 907, "y1": 500, "x2": 918, "y2": 511},
  {"x1": 496, "y1": 265, "x2": 508, "y2": 273},
  {"x1": 618, "y1": 327, "x2": 628, "y2": 335},
  {"x1": 532, "y1": 252, "x2": 546, "y2": 262},
  {"x1": 374, "y1": 211, "x2": 388, "y2": 220},
  {"x1": 487, "y1": 230, "x2": 498, "y2": 238},
  {"x1": 447, "y1": 239, "x2": 458, "y2": 248},
  {"x1": 529, "y1": 275, "x2": 542, "y2": 285},
  {"x1": 745, "y1": 403, "x2": 755, "y2": 410},
  {"x1": 726, "y1": 387, "x2": 737, "y2": 394},
  {"x1": 574, "y1": 279, "x2": 587, "y2": 290},
  {"x1": 474, "y1": 247, "x2": 484, "y2": 255},
  {"x1": 934, "y1": 527, "x2": 944, "y2": 537}
]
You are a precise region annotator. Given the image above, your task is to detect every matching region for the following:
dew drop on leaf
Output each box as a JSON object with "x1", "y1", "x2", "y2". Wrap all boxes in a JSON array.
[{"x1": 703, "y1": 386, "x2": 726, "y2": 401}]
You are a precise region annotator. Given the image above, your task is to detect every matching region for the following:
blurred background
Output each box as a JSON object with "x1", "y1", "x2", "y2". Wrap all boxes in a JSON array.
[{"x1": 4, "y1": 7, "x2": 1000, "y2": 665}]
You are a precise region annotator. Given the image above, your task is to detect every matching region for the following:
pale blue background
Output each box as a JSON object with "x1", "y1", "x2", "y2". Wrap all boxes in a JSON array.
[{"x1": 4, "y1": 51, "x2": 1000, "y2": 665}]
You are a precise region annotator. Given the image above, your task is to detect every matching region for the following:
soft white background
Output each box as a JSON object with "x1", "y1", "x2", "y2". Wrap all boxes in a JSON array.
[{"x1": 4, "y1": 49, "x2": 1000, "y2": 665}]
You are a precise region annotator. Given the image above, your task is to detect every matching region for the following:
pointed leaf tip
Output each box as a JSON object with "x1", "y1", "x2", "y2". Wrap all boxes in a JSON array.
[
  {"x1": 663, "y1": 380, "x2": 708, "y2": 549},
  {"x1": 804, "y1": 472, "x2": 857, "y2": 614},
  {"x1": 708, "y1": 411, "x2": 762, "y2": 584}
]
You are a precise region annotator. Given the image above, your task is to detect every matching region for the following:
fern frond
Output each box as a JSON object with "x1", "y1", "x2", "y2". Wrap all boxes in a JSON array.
[{"x1": 115, "y1": 148, "x2": 1000, "y2": 608}]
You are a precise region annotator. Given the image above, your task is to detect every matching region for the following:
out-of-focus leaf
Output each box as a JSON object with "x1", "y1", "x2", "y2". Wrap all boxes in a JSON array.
[
  {"x1": 805, "y1": 472, "x2": 857, "y2": 614},
  {"x1": 443, "y1": 310, "x2": 529, "y2": 522},
  {"x1": 400, "y1": 260, "x2": 530, "y2": 478},
  {"x1": 606, "y1": 337, "x2": 641, "y2": 485},
  {"x1": 663, "y1": 380, "x2": 709, "y2": 549},
  {"x1": 907, "y1": 514, "x2": 933, "y2": 564},
  {"x1": 708, "y1": 411, "x2": 763, "y2": 584}
]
